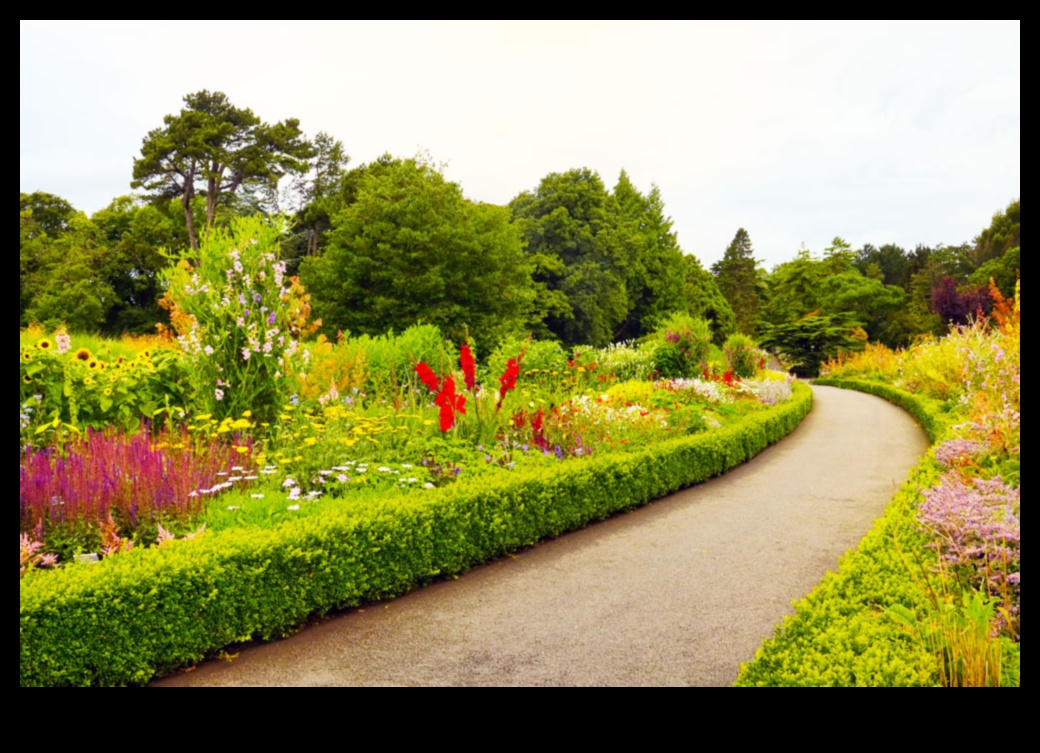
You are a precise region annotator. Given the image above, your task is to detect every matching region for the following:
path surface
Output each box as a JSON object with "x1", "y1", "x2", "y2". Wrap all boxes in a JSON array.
[{"x1": 154, "y1": 385, "x2": 928, "y2": 687}]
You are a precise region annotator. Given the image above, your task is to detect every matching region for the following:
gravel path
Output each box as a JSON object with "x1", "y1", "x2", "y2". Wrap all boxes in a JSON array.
[{"x1": 154, "y1": 384, "x2": 928, "y2": 686}]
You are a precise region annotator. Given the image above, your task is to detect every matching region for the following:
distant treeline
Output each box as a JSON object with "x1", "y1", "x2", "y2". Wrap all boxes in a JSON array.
[{"x1": 19, "y1": 91, "x2": 1020, "y2": 358}]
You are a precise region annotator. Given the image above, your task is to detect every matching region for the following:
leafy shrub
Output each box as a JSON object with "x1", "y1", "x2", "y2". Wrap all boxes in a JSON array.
[
  {"x1": 349, "y1": 324, "x2": 457, "y2": 398},
  {"x1": 722, "y1": 333, "x2": 763, "y2": 378},
  {"x1": 487, "y1": 337, "x2": 566, "y2": 382},
  {"x1": 649, "y1": 313, "x2": 713, "y2": 378}
]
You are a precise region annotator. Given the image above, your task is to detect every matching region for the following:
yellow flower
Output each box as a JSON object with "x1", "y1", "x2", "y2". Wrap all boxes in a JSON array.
[
  {"x1": 37, "y1": 338, "x2": 53, "y2": 350},
  {"x1": 23, "y1": 374, "x2": 32, "y2": 383},
  {"x1": 234, "y1": 445, "x2": 249, "y2": 454},
  {"x1": 87, "y1": 359, "x2": 100, "y2": 370},
  {"x1": 75, "y1": 348, "x2": 92, "y2": 361},
  {"x1": 103, "y1": 388, "x2": 112, "y2": 396},
  {"x1": 22, "y1": 351, "x2": 33, "y2": 362},
  {"x1": 241, "y1": 410, "x2": 252, "y2": 418},
  {"x1": 83, "y1": 377, "x2": 95, "y2": 386},
  {"x1": 303, "y1": 437, "x2": 317, "y2": 446}
]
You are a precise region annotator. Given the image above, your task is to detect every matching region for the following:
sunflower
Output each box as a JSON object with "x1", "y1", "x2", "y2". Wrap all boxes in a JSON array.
[
  {"x1": 87, "y1": 359, "x2": 100, "y2": 370},
  {"x1": 22, "y1": 350, "x2": 33, "y2": 362},
  {"x1": 23, "y1": 374, "x2": 33, "y2": 383},
  {"x1": 74, "y1": 348, "x2": 92, "y2": 361},
  {"x1": 103, "y1": 388, "x2": 113, "y2": 396},
  {"x1": 37, "y1": 338, "x2": 53, "y2": 350},
  {"x1": 83, "y1": 377, "x2": 95, "y2": 386}
]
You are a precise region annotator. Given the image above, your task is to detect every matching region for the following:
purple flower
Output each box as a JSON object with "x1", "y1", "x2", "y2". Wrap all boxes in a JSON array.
[
  {"x1": 238, "y1": 293, "x2": 246, "y2": 305},
  {"x1": 268, "y1": 312, "x2": 277, "y2": 325},
  {"x1": 253, "y1": 293, "x2": 262, "y2": 303},
  {"x1": 554, "y1": 445, "x2": 564, "y2": 459}
]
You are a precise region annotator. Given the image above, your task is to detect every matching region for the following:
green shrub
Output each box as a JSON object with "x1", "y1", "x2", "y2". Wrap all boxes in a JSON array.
[
  {"x1": 722, "y1": 333, "x2": 762, "y2": 379},
  {"x1": 649, "y1": 313, "x2": 713, "y2": 378}
]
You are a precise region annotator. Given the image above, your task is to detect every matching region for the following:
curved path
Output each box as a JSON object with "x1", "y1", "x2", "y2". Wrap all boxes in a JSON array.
[{"x1": 154, "y1": 385, "x2": 928, "y2": 687}]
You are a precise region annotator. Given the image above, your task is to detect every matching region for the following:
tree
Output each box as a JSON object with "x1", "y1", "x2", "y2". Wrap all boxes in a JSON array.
[
  {"x1": 21, "y1": 212, "x2": 116, "y2": 331},
  {"x1": 301, "y1": 156, "x2": 534, "y2": 352},
  {"x1": 712, "y1": 228, "x2": 763, "y2": 334},
  {"x1": 281, "y1": 131, "x2": 350, "y2": 272},
  {"x1": 973, "y1": 199, "x2": 1020, "y2": 268},
  {"x1": 610, "y1": 172, "x2": 688, "y2": 341},
  {"x1": 132, "y1": 90, "x2": 314, "y2": 250},
  {"x1": 758, "y1": 312, "x2": 863, "y2": 377},
  {"x1": 510, "y1": 168, "x2": 631, "y2": 347},
  {"x1": 684, "y1": 254, "x2": 736, "y2": 344},
  {"x1": 91, "y1": 197, "x2": 182, "y2": 334}
]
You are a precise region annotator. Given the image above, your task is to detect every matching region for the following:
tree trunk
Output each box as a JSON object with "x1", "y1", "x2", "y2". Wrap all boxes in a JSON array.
[{"x1": 182, "y1": 190, "x2": 198, "y2": 251}]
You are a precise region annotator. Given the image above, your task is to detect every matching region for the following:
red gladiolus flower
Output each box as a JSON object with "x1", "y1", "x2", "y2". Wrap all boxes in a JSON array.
[
  {"x1": 497, "y1": 357, "x2": 521, "y2": 409},
  {"x1": 415, "y1": 362, "x2": 439, "y2": 392},
  {"x1": 434, "y1": 375, "x2": 466, "y2": 432},
  {"x1": 459, "y1": 344, "x2": 476, "y2": 392}
]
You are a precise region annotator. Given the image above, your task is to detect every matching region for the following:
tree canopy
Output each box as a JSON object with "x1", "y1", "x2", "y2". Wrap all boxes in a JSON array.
[
  {"x1": 300, "y1": 156, "x2": 534, "y2": 352},
  {"x1": 712, "y1": 228, "x2": 763, "y2": 334},
  {"x1": 131, "y1": 90, "x2": 314, "y2": 250}
]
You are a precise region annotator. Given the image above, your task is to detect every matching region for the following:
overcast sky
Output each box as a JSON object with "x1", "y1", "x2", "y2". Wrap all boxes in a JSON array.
[{"x1": 20, "y1": 20, "x2": 1019, "y2": 270}]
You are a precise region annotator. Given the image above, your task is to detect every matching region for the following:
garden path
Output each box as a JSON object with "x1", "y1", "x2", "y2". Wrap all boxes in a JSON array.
[{"x1": 153, "y1": 384, "x2": 928, "y2": 687}]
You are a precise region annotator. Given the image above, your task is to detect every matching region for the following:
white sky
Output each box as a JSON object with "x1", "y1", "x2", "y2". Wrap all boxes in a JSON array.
[{"x1": 20, "y1": 20, "x2": 1019, "y2": 270}]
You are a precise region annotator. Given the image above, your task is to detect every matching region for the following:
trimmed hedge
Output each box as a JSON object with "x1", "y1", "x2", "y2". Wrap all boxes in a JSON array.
[
  {"x1": 21, "y1": 383, "x2": 812, "y2": 686},
  {"x1": 736, "y1": 378, "x2": 1018, "y2": 686}
]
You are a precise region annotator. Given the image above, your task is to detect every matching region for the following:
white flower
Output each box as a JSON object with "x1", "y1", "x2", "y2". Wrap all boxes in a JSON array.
[
  {"x1": 424, "y1": 482, "x2": 435, "y2": 489},
  {"x1": 288, "y1": 487, "x2": 302, "y2": 500},
  {"x1": 282, "y1": 478, "x2": 297, "y2": 487},
  {"x1": 377, "y1": 466, "x2": 391, "y2": 472},
  {"x1": 250, "y1": 494, "x2": 264, "y2": 499},
  {"x1": 227, "y1": 505, "x2": 241, "y2": 510},
  {"x1": 287, "y1": 504, "x2": 300, "y2": 511}
]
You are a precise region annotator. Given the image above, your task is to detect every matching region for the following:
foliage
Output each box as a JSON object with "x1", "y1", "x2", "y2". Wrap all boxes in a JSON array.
[
  {"x1": 648, "y1": 313, "x2": 713, "y2": 378},
  {"x1": 684, "y1": 255, "x2": 736, "y2": 344},
  {"x1": 302, "y1": 156, "x2": 534, "y2": 353},
  {"x1": 344, "y1": 323, "x2": 457, "y2": 398},
  {"x1": 510, "y1": 168, "x2": 629, "y2": 347},
  {"x1": 281, "y1": 131, "x2": 350, "y2": 271},
  {"x1": 21, "y1": 208, "x2": 118, "y2": 331},
  {"x1": 758, "y1": 311, "x2": 863, "y2": 377},
  {"x1": 972, "y1": 199, "x2": 1020, "y2": 268},
  {"x1": 722, "y1": 333, "x2": 763, "y2": 379},
  {"x1": 132, "y1": 90, "x2": 314, "y2": 250},
  {"x1": 609, "y1": 171, "x2": 688, "y2": 341},
  {"x1": 711, "y1": 228, "x2": 762, "y2": 334},
  {"x1": 158, "y1": 214, "x2": 316, "y2": 424},
  {"x1": 969, "y1": 246, "x2": 1019, "y2": 299},
  {"x1": 930, "y1": 276, "x2": 991, "y2": 326},
  {"x1": 20, "y1": 327, "x2": 191, "y2": 439}
]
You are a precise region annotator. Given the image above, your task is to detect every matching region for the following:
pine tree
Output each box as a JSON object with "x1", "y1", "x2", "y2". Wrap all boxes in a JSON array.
[{"x1": 711, "y1": 228, "x2": 762, "y2": 334}]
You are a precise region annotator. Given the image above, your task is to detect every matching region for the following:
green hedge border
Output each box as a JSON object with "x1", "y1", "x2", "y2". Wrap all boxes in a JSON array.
[
  {"x1": 21, "y1": 383, "x2": 812, "y2": 686},
  {"x1": 735, "y1": 377, "x2": 1016, "y2": 686}
]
